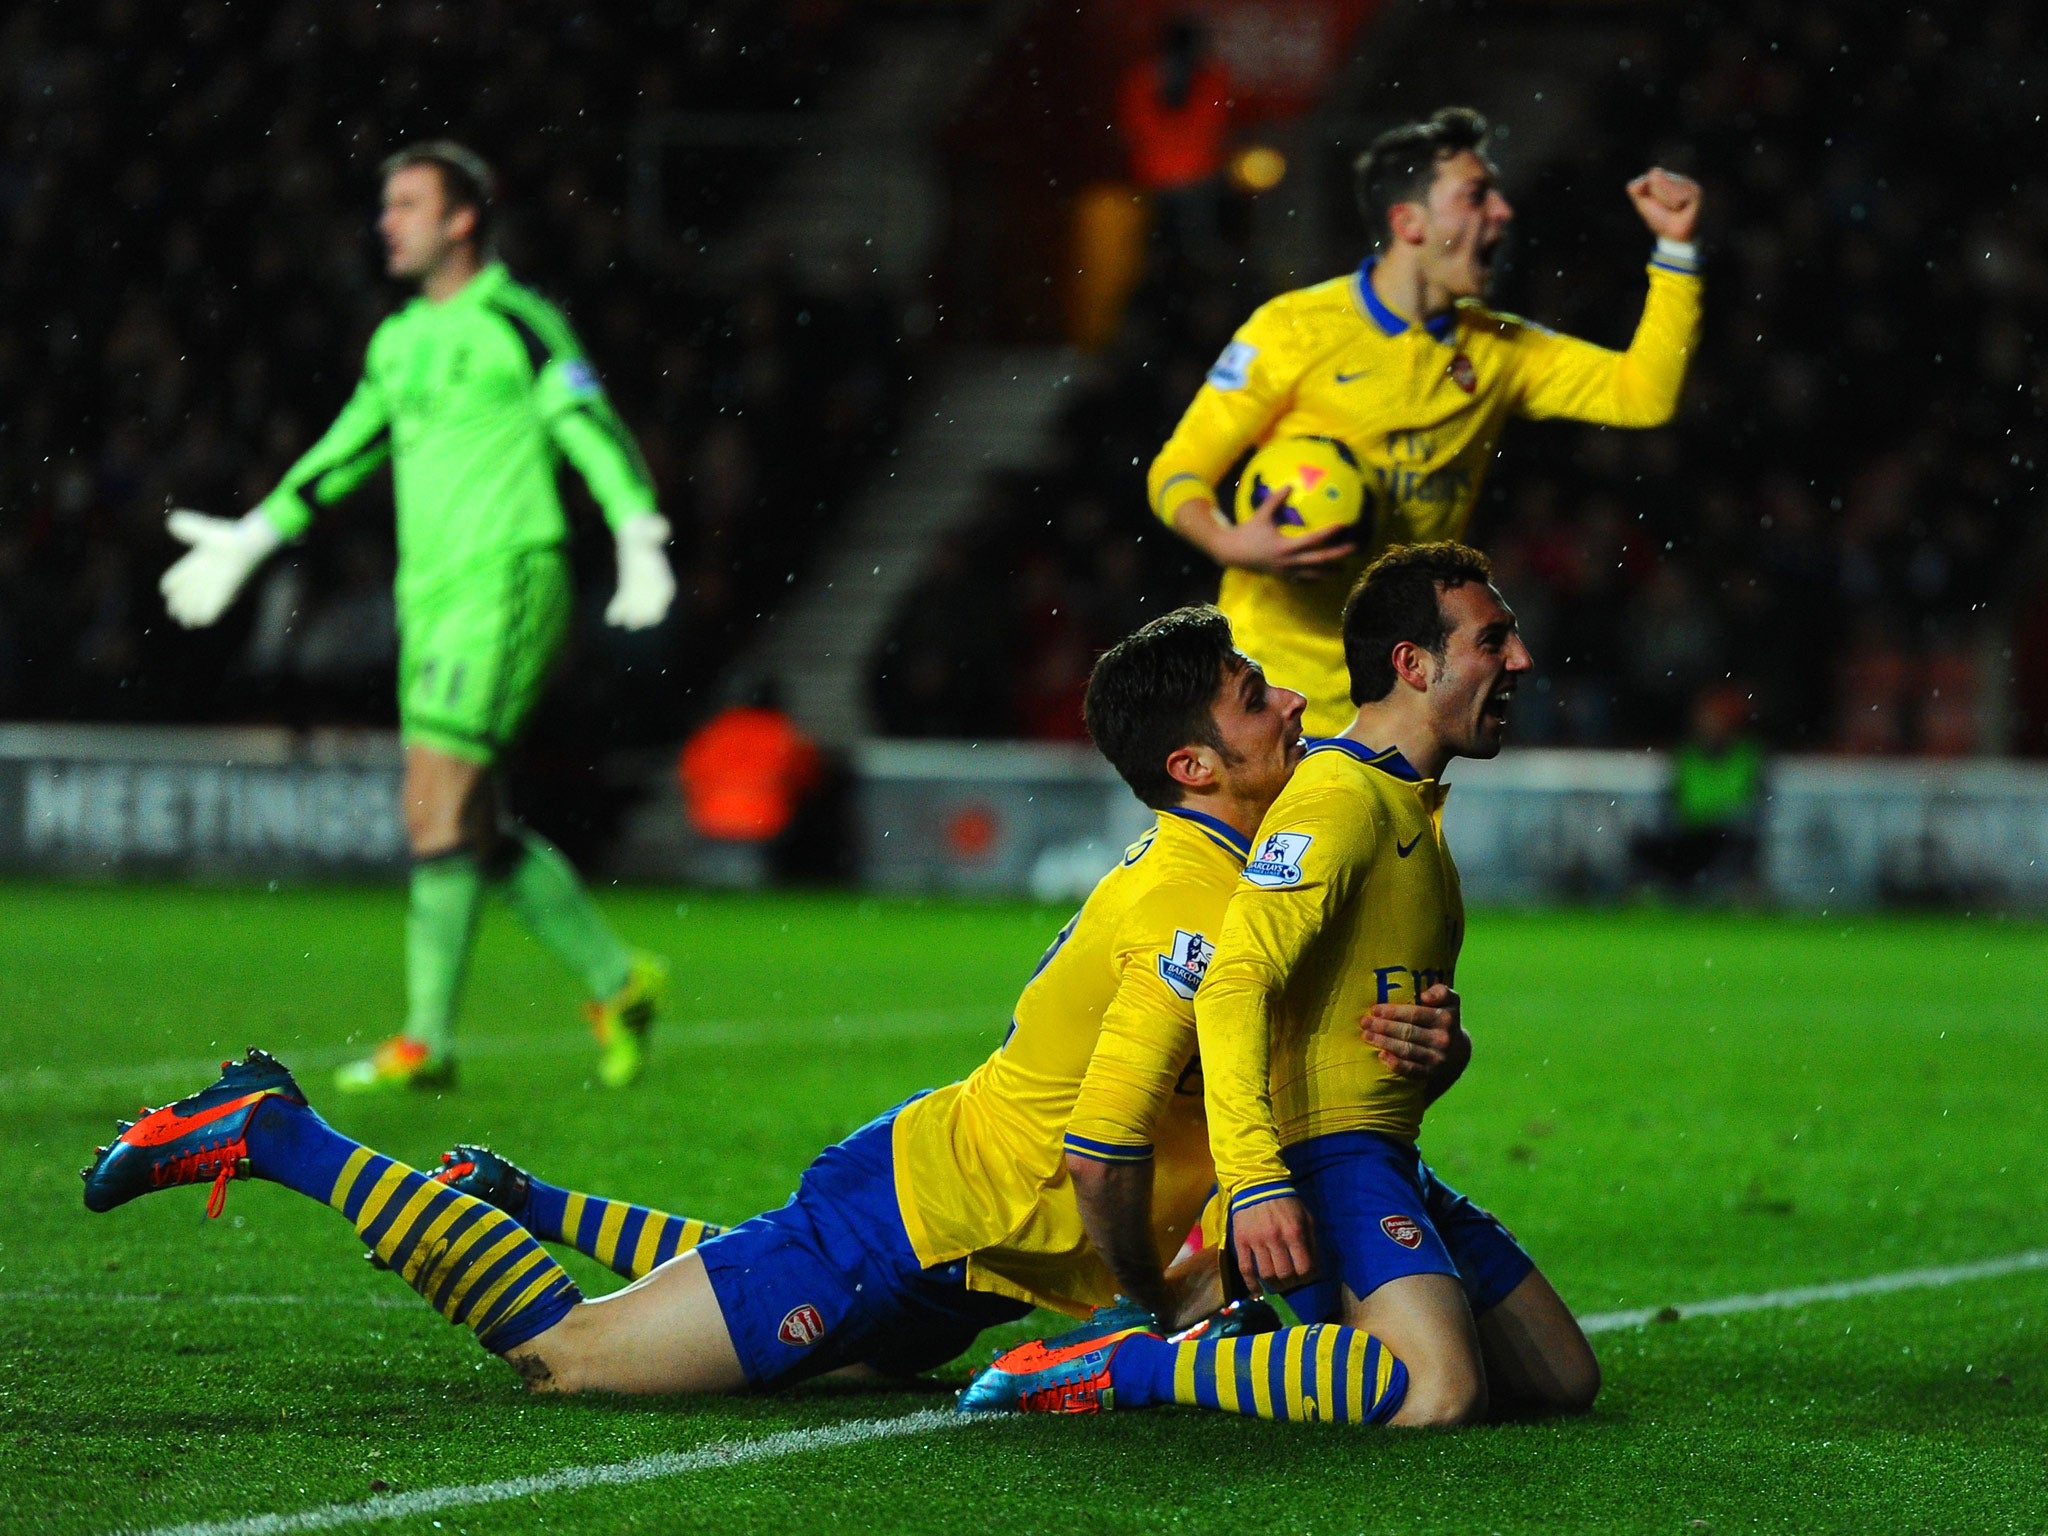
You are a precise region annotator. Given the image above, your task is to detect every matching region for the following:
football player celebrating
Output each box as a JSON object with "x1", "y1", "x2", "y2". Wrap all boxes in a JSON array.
[
  {"x1": 83, "y1": 608, "x2": 1409, "y2": 1397},
  {"x1": 156, "y1": 143, "x2": 674, "y2": 1093},
  {"x1": 964, "y1": 543, "x2": 1597, "y2": 1428},
  {"x1": 1150, "y1": 106, "x2": 1701, "y2": 735}
]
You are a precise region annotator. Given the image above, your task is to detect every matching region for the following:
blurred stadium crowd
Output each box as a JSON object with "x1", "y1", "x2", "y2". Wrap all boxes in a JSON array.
[
  {"x1": 4, "y1": 2, "x2": 2044, "y2": 759},
  {"x1": 0, "y1": 0, "x2": 910, "y2": 745},
  {"x1": 876, "y1": 2, "x2": 2048, "y2": 755}
]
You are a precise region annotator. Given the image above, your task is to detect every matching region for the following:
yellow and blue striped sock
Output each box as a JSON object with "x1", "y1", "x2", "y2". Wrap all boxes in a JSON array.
[
  {"x1": 1109, "y1": 1323, "x2": 1408, "y2": 1424},
  {"x1": 521, "y1": 1176, "x2": 723, "y2": 1281},
  {"x1": 329, "y1": 1146, "x2": 582, "y2": 1354},
  {"x1": 241, "y1": 1099, "x2": 581, "y2": 1355}
]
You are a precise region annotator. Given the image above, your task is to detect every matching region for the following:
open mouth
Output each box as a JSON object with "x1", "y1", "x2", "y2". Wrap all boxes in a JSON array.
[{"x1": 1480, "y1": 684, "x2": 1514, "y2": 728}]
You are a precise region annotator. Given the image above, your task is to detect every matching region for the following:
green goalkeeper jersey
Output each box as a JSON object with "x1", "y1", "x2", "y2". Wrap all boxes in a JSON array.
[{"x1": 256, "y1": 263, "x2": 656, "y2": 613}]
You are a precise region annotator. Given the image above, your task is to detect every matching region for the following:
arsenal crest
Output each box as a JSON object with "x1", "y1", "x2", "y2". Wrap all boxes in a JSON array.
[
  {"x1": 777, "y1": 1304, "x2": 827, "y2": 1346},
  {"x1": 1381, "y1": 1214, "x2": 1425, "y2": 1250},
  {"x1": 1447, "y1": 353, "x2": 1477, "y2": 394}
]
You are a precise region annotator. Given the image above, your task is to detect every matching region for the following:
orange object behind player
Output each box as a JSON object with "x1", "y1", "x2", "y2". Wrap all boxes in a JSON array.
[{"x1": 677, "y1": 704, "x2": 821, "y2": 843}]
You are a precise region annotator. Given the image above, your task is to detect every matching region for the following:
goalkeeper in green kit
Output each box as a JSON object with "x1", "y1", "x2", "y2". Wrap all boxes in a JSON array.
[{"x1": 160, "y1": 143, "x2": 673, "y2": 1094}]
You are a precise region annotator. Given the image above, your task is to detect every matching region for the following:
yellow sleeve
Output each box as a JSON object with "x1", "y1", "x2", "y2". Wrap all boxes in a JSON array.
[
  {"x1": 1510, "y1": 264, "x2": 1701, "y2": 428},
  {"x1": 1196, "y1": 789, "x2": 1372, "y2": 1215},
  {"x1": 1063, "y1": 914, "x2": 1208, "y2": 1164},
  {"x1": 1146, "y1": 300, "x2": 1302, "y2": 522}
]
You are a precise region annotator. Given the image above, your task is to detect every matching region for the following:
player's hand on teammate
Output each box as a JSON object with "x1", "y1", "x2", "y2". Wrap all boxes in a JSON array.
[
  {"x1": 1233, "y1": 1193, "x2": 1317, "y2": 1293},
  {"x1": 159, "y1": 508, "x2": 284, "y2": 628},
  {"x1": 605, "y1": 512, "x2": 676, "y2": 630},
  {"x1": 1203, "y1": 482, "x2": 1356, "y2": 580},
  {"x1": 1362, "y1": 982, "x2": 1471, "y2": 1102},
  {"x1": 1627, "y1": 168, "x2": 1701, "y2": 243}
]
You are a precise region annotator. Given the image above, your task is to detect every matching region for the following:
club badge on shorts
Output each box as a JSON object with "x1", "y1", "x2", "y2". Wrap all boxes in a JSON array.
[
  {"x1": 1381, "y1": 1214, "x2": 1424, "y2": 1250},
  {"x1": 778, "y1": 1304, "x2": 827, "y2": 1346}
]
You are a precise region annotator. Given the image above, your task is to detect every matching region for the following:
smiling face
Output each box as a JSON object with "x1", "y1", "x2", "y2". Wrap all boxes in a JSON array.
[
  {"x1": 1420, "y1": 580, "x2": 1532, "y2": 760},
  {"x1": 1404, "y1": 148, "x2": 1514, "y2": 301},
  {"x1": 379, "y1": 163, "x2": 473, "y2": 283}
]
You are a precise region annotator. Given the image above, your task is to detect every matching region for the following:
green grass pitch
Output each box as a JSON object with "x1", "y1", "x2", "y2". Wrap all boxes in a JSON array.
[{"x1": 4, "y1": 885, "x2": 2045, "y2": 1534}]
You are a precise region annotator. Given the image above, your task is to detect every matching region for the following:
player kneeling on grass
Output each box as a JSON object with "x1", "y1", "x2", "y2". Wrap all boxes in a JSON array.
[
  {"x1": 961, "y1": 542, "x2": 1599, "y2": 1427},
  {"x1": 80, "y1": 606, "x2": 1397, "y2": 1396}
]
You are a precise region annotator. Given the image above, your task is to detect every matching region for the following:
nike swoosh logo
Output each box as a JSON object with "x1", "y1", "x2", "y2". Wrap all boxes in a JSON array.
[
  {"x1": 1334, "y1": 369, "x2": 1369, "y2": 383},
  {"x1": 1396, "y1": 833, "x2": 1423, "y2": 858}
]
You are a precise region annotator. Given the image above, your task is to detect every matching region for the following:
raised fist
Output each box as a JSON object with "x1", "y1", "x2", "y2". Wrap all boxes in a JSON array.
[{"x1": 1627, "y1": 168, "x2": 1701, "y2": 243}]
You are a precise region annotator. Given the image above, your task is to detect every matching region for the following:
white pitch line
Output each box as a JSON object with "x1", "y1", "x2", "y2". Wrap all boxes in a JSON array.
[
  {"x1": 1578, "y1": 1247, "x2": 2048, "y2": 1333},
  {"x1": 95, "y1": 1245, "x2": 2048, "y2": 1536},
  {"x1": 120, "y1": 1409, "x2": 962, "y2": 1536}
]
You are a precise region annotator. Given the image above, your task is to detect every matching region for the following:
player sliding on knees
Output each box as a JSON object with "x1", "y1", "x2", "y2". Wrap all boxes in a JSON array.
[
  {"x1": 157, "y1": 142, "x2": 673, "y2": 1094},
  {"x1": 963, "y1": 543, "x2": 1599, "y2": 1427},
  {"x1": 83, "y1": 607, "x2": 1358, "y2": 1396},
  {"x1": 1151, "y1": 106, "x2": 1701, "y2": 737}
]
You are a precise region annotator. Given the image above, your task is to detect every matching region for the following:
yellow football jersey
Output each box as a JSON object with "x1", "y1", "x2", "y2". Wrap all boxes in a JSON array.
[
  {"x1": 1196, "y1": 739, "x2": 1466, "y2": 1216},
  {"x1": 891, "y1": 806, "x2": 1249, "y2": 1315},
  {"x1": 1149, "y1": 255, "x2": 1702, "y2": 734}
]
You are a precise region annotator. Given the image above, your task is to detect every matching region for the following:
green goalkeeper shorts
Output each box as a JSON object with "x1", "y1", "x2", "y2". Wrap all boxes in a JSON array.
[{"x1": 398, "y1": 548, "x2": 572, "y2": 765}]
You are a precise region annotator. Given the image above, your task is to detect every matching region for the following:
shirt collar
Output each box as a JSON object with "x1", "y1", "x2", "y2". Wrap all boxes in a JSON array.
[
  {"x1": 1354, "y1": 256, "x2": 1457, "y2": 343},
  {"x1": 1303, "y1": 735, "x2": 1425, "y2": 782},
  {"x1": 421, "y1": 261, "x2": 508, "y2": 309},
  {"x1": 458, "y1": 262, "x2": 510, "y2": 302},
  {"x1": 1161, "y1": 806, "x2": 1253, "y2": 861}
]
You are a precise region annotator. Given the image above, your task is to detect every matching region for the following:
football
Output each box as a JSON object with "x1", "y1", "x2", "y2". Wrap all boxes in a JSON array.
[{"x1": 1234, "y1": 434, "x2": 1368, "y2": 537}]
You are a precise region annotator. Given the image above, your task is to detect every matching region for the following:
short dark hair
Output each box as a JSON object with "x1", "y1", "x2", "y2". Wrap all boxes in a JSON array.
[
  {"x1": 380, "y1": 140, "x2": 497, "y2": 252},
  {"x1": 1084, "y1": 605, "x2": 1237, "y2": 810},
  {"x1": 1352, "y1": 107, "x2": 1491, "y2": 246},
  {"x1": 1342, "y1": 541, "x2": 1495, "y2": 704}
]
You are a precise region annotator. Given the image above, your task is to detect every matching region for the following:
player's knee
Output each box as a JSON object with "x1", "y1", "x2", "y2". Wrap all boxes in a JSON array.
[
  {"x1": 503, "y1": 1317, "x2": 596, "y2": 1395},
  {"x1": 402, "y1": 791, "x2": 459, "y2": 854},
  {"x1": 502, "y1": 1344, "x2": 579, "y2": 1395},
  {"x1": 1550, "y1": 1345, "x2": 1601, "y2": 1416},
  {"x1": 1394, "y1": 1356, "x2": 1488, "y2": 1427}
]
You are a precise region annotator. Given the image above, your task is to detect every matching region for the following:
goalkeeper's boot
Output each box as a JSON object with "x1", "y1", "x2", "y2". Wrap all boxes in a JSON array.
[
  {"x1": 431, "y1": 1144, "x2": 533, "y2": 1217},
  {"x1": 955, "y1": 1325, "x2": 1156, "y2": 1415},
  {"x1": 332, "y1": 1035, "x2": 455, "y2": 1095},
  {"x1": 81, "y1": 1049, "x2": 304, "y2": 1216},
  {"x1": 587, "y1": 952, "x2": 668, "y2": 1089}
]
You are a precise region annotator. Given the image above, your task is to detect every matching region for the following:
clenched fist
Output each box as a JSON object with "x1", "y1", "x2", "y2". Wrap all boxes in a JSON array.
[{"x1": 1627, "y1": 168, "x2": 1701, "y2": 243}]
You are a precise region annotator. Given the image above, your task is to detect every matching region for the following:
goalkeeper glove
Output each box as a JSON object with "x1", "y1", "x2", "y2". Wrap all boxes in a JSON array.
[
  {"x1": 159, "y1": 508, "x2": 284, "y2": 629},
  {"x1": 605, "y1": 513, "x2": 676, "y2": 630}
]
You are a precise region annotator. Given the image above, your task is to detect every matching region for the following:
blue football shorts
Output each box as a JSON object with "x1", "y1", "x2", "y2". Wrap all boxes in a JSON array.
[
  {"x1": 694, "y1": 1096, "x2": 1031, "y2": 1390},
  {"x1": 1237, "y1": 1130, "x2": 1534, "y2": 1324}
]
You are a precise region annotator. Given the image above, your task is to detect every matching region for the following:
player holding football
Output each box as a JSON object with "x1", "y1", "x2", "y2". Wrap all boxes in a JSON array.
[
  {"x1": 964, "y1": 542, "x2": 1597, "y2": 1428},
  {"x1": 1150, "y1": 106, "x2": 1701, "y2": 734},
  {"x1": 82, "y1": 608, "x2": 1448, "y2": 1407},
  {"x1": 156, "y1": 143, "x2": 675, "y2": 1092}
]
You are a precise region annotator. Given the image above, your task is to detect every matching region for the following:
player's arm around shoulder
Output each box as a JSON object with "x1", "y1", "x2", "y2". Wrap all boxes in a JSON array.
[{"x1": 1063, "y1": 885, "x2": 1222, "y2": 1324}]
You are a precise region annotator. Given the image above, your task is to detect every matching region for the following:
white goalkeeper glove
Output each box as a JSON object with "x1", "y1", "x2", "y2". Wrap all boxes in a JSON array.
[
  {"x1": 605, "y1": 513, "x2": 676, "y2": 630},
  {"x1": 159, "y1": 508, "x2": 284, "y2": 629}
]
